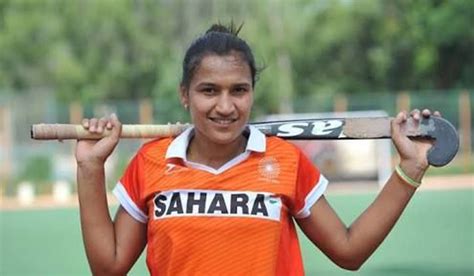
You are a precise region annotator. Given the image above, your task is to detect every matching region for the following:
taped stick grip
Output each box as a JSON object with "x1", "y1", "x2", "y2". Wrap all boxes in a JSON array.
[{"x1": 31, "y1": 124, "x2": 190, "y2": 140}]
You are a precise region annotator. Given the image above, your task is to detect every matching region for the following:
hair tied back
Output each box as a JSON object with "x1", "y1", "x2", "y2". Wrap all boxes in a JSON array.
[{"x1": 206, "y1": 22, "x2": 243, "y2": 36}]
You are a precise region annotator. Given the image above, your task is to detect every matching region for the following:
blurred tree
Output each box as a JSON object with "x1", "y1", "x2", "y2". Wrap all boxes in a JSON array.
[
  {"x1": 0, "y1": 0, "x2": 61, "y2": 91},
  {"x1": 292, "y1": 0, "x2": 474, "y2": 96},
  {"x1": 53, "y1": 0, "x2": 167, "y2": 101},
  {"x1": 0, "y1": 0, "x2": 472, "y2": 114}
]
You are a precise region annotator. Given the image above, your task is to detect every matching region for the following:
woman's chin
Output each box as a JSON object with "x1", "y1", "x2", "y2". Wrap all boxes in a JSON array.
[{"x1": 196, "y1": 127, "x2": 244, "y2": 146}]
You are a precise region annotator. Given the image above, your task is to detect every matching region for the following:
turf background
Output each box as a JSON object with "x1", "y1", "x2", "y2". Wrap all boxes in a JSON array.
[{"x1": 1, "y1": 189, "x2": 472, "y2": 275}]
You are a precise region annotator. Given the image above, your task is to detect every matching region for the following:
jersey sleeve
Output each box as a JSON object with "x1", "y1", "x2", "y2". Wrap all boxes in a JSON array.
[
  {"x1": 112, "y1": 152, "x2": 148, "y2": 223},
  {"x1": 291, "y1": 151, "x2": 328, "y2": 219}
]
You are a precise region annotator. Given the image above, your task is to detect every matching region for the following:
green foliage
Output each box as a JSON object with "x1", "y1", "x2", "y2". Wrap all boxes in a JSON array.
[
  {"x1": 292, "y1": 0, "x2": 474, "y2": 95},
  {"x1": 0, "y1": 0, "x2": 472, "y2": 114},
  {"x1": 18, "y1": 155, "x2": 52, "y2": 183}
]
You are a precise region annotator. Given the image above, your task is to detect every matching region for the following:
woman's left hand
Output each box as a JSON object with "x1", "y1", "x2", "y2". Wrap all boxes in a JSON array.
[{"x1": 391, "y1": 109, "x2": 441, "y2": 181}]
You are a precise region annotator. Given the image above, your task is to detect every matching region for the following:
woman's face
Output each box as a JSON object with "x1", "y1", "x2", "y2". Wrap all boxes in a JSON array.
[{"x1": 180, "y1": 53, "x2": 254, "y2": 146}]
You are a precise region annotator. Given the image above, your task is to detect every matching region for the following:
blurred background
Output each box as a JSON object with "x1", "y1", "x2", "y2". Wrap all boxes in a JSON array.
[{"x1": 0, "y1": 0, "x2": 472, "y2": 275}]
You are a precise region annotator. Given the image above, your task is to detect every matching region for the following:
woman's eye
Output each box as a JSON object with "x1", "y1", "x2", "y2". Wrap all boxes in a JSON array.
[
  {"x1": 201, "y1": 88, "x2": 215, "y2": 94},
  {"x1": 234, "y1": 87, "x2": 248, "y2": 94}
]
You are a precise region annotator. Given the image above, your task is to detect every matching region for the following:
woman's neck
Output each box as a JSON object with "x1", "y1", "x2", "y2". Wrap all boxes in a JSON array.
[{"x1": 186, "y1": 132, "x2": 247, "y2": 170}]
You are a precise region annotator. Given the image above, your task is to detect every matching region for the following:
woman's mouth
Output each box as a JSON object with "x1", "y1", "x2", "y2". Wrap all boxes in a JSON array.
[{"x1": 209, "y1": 118, "x2": 237, "y2": 126}]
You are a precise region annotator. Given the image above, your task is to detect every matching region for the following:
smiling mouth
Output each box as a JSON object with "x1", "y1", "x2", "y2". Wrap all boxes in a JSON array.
[{"x1": 209, "y1": 118, "x2": 238, "y2": 125}]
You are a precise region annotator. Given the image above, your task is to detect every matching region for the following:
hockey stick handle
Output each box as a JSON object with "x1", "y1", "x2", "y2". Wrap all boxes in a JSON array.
[{"x1": 31, "y1": 123, "x2": 190, "y2": 140}]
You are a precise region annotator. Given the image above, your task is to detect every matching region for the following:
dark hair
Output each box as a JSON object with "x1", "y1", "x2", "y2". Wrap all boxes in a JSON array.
[{"x1": 181, "y1": 22, "x2": 259, "y2": 88}]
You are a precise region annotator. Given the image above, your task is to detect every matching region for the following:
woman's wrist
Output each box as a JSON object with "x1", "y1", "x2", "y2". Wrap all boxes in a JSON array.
[
  {"x1": 394, "y1": 165, "x2": 421, "y2": 189},
  {"x1": 77, "y1": 158, "x2": 105, "y2": 170},
  {"x1": 396, "y1": 160, "x2": 428, "y2": 188}
]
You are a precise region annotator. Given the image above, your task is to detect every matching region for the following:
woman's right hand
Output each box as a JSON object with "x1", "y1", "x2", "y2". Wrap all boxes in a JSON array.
[{"x1": 75, "y1": 113, "x2": 122, "y2": 166}]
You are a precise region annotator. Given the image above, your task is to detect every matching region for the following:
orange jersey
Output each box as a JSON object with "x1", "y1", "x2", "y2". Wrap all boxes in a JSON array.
[{"x1": 113, "y1": 126, "x2": 328, "y2": 275}]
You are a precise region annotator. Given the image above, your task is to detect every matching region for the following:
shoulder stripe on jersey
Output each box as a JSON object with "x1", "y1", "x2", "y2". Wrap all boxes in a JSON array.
[
  {"x1": 113, "y1": 182, "x2": 148, "y2": 223},
  {"x1": 294, "y1": 175, "x2": 329, "y2": 218}
]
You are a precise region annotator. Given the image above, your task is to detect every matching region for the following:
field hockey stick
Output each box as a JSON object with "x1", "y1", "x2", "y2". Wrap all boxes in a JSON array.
[{"x1": 31, "y1": 116, "x2": 459, "y2": 167}]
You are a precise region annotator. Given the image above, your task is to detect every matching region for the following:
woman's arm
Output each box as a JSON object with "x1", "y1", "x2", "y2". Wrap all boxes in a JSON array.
[
  {"x1": 297, "y1": 109, "x2": 437, "y2": 270},
  {"x1": 76, "y1": 114, "x2": 147, "y2": 275}
]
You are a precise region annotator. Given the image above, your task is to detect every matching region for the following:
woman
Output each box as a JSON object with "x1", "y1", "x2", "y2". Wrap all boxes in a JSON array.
[{"x1": 76, "y1": 24, "x2": 438, "y2": 275}]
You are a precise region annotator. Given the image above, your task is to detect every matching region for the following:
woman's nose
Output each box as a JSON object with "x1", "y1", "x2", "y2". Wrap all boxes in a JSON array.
[{"x1": 215, "y1": 93, "x2": 235, "y2": 115}]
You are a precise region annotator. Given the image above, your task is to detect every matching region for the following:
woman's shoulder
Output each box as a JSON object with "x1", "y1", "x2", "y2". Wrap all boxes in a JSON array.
[
  {"x1": 266, "y1": 136, "x2": 302, "y2": 155},
  {"x1": 137, "y1": 137, "x2": 174, "y2": 159}
]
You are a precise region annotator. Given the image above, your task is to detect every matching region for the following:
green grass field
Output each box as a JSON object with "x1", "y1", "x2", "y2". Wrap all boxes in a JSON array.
[{"x1": 1, "y1": 189, "x2": 473, "y2": 276}]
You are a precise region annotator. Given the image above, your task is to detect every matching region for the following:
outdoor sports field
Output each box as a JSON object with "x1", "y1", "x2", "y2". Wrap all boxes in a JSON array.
[{"x1": 1, "y1": 188, "x2": 472, "y2": 276}]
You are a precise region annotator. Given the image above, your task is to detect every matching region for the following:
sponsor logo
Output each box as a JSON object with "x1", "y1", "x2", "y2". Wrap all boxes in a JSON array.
[
  {"x1": 275, "y1": 120, "x2": 344, "y2": 138},
  {"x1": 258, "y1": 156, "x2": 280, "y2": 183},
  {"x1": 153, "y1": 190, "x2": 281, "y2": 221}
]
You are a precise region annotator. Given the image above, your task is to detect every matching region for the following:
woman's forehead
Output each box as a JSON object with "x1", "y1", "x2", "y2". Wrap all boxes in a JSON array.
[
  {"x1": 191, "y1": 53, "x2": 252, "y2": 84},
  {"x1": 199, "y1": 53, "x2": 250, "y2": 69}
]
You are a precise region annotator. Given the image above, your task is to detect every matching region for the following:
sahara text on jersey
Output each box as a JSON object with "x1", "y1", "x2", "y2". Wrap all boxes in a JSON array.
[{"x1": 153, "y1": 190, "x2": 282, "y2": 221}]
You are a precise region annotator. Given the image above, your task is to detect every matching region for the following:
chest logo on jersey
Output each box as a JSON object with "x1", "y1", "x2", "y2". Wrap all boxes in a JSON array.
[
  {"x1": 153, "y1": 190, "x2": 282, "y2": 221},
  {"x1": 258, "y1": 156, "x2": 280, "y2": 183}
]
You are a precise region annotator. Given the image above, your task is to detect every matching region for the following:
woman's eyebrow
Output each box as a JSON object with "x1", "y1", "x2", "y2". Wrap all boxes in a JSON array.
[
  {"x1": 195, "y1": 82, "x2": 251, "y2": 88},
  {"x1": 196, "y1": 82, "x2": 216, "y2": 87},
  {"x1": 233, "y1": 83, "x2": 251, "y2": 87}
]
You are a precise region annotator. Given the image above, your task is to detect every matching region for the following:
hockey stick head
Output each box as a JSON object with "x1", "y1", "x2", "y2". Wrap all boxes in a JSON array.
[{"x1": 424, "y1": 116, "x2": 459, "y2": 167}]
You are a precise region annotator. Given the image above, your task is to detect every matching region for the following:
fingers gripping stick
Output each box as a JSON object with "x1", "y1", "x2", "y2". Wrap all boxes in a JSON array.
[{"x1": 31, "y1": 117, "x2": 459, "y2": 166}]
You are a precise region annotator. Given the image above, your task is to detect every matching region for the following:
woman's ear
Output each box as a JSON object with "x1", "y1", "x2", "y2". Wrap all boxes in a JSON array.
[{"x1": 179, "y1": 86, "x2": 189, "y2": 110}]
